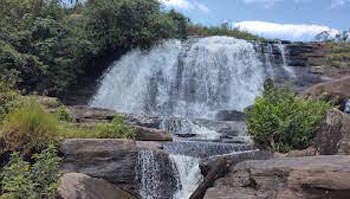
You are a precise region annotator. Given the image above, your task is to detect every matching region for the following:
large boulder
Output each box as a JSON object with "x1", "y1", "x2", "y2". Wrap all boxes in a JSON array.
[
  {"x1": 57, "y1": 173, "x2": 137, "y2": 199},
  {"x1": 315, "y1": 108, "x2": 350, "y2": 155},
  {"x1": 301, "y1": 76, "x2": 350, "y2": 105},
  {"x1": 59, "y1": 139, "x2": 177, "y2": 198},
  {"x1": 204, "y1": 156, "x2": 350, "y2": 199}
]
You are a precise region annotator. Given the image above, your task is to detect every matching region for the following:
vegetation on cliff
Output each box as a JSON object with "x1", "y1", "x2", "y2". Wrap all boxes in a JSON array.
[
  {"x1": 246, "y1": 80, "x2": 331, "y2": 153},
  {"x1": 0, "y1": 0, "x2": 189, "y2": 95}
]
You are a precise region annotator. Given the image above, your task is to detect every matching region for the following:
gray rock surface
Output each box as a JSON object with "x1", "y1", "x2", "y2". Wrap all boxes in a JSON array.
[
  {"x1": 57, "y1": 173, "x2": 137, "y2": 199},
  {"x1": 59, "y1": 139, "x2": 176, "y2": 198},
  {"x1": 204, "y1": 156, "x2": 350, "y2": 199}
]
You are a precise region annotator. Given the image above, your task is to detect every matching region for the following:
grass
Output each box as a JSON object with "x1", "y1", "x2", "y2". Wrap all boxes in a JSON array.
[
  {"x1": 0, "y1": 100, "x2": 59, "y2": 155},
  {"x1": 58, "y1": 115, "x2": 134, "y2": 139}
]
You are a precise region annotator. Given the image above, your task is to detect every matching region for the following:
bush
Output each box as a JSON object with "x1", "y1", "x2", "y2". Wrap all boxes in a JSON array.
[
  {"x1": 1, "y1": 100, "x2": 59, "y2": 156},
  {"x1": 1, "y1": 146, "x2": 61, "y2": 199},
  {"x1": 0, "y1": 82, "x2": 21, "y2": 122},
  {"x1": 95, "y1": 115, "x2": 134, "y2": 139},
  {"x1": 246, "y1": 81, "x2": 331, "y2": 153},
  {"x1": 187, "y1": 24, "x2": 264, "y2": 41}
]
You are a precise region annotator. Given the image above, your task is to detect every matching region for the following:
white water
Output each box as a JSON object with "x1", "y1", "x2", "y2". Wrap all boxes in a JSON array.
[
  {"x1": 170, "y1": 155, "x2": 203, "y2": 199},
  {"x1": 276, "y1": 43, "x2": 297, "y2": 79},
  {"x1": 90, "y1": 36, "x2": 265, "y2": 119},
  {"x1": 90, "y1": 36, "x2": 294, "y2": 199},
  {"x1": 137, "y1": 150, "x2": 162, "y2": 199},
  {"x1": 160, "y1": 118, "x2": 221, "y2": 141}
]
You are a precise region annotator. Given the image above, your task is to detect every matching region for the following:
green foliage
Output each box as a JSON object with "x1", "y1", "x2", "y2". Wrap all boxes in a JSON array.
[
  {"x1": 188, "y1": 24, "x2": 264, "y2": 41},
  {"x1": 59, "y1": 115, "x2": 134, "y2": 139},
  {"x1": 1, "y1": 146, "x2": 61, "y2": 199},
  {"x1": 95, "y1": 115, "x2": 134, "y2": 139},
  {"x1": 1, "y1": 100, "x2": 59, "y2": 155},
  {"x1": 0, "y1": 83, "x2": 21, "y2": 122},
  {"x1": 55, "y1": 105, "x2": 74, "y2": 122},
  {"x1": 0, "y1": 0, "x2": 189, "y2": 94},
  {"x1": 246, "y1": 81, "x2": 331, "y2": 153}
]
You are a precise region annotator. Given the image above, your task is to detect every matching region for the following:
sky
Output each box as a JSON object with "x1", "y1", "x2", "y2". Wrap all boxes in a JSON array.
[{"x1": 160, "y1": 0, "x2": 350, "y2": 41}]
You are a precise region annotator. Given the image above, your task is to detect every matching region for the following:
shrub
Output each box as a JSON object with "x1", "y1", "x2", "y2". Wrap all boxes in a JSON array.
[
  {"x1": 55, "y1": 105, "x2": 74, "y2": 122},
  {"x1": 0, "y1": 82, "x2": 21, "y2": 122},
  {"x1": 1, "y1": 100, "x2": 59, "y2": 156},
  {"x1": 1, "y1": 145, "x2": 61, "y2": 199},
  {"x1": 246, "y1": 81, "x2": 331, "y2": 153},
  {"x1": 95, "y1": 115, "x2": 134, "y2": 139}
]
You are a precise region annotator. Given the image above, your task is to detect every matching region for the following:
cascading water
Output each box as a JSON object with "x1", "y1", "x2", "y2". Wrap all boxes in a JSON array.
[
  {"x1": 276, "y1": 42, "x2": 297, "y2": 79},
  {"x1": 90, "y1": 36, "x2": 265, "y2": 119},
  {"x1": 170, "y1": 155, "x2": 202, "y2": 199},
  {"x1": 137, "y1": 150, "x2": 162, "y2": 199},
  {"x1": 90, "y1": 36, "x2": 295, "y2": 199}
]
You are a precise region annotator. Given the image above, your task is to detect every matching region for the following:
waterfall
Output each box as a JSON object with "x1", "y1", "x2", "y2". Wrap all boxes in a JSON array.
[
  {"x1": 136, "y1": 150, "x2": 162, "y2": 199},
  {"x1": 90, "y1": 36, "x2": 265, "y2": 119},
  {"x1": 170, "y1": 155, "x2": 203, "y2": 199},
  {"x1": 264, "y1": 44, "x2": 275, "y2": 77},
  {"x1": 90, "y1": 36, "x2": 292, "y2": 199},
  {"x1": 276, "y1": 42, "x2": 297, "y2": 79}
]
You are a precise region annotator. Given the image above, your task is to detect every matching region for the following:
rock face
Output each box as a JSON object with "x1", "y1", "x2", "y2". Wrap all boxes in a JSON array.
[
  {"x1": 133, "y1": 126, "x2": 172, "y2": 141},
  {"x1": 204, "y1": 156, "x2": 350, "y2": 199},
  {"x1": 316, "y1": 108, "x2": 350, "y2": 155},
  {"x1": 59, "y1": 139, "x2": 177, "y2": 198},
  {"x1": 215, "y1": 110, "x2": 245, "y2": 122},
  {"x1": 70, "y1": 105, "x2": 117, "y2": 122},
  {"x1": 301, "y1": 76, "x2": 350, "y2": 104},
  {"x1": 57, "y1": 173, "x2": 137, "y2": 199}
]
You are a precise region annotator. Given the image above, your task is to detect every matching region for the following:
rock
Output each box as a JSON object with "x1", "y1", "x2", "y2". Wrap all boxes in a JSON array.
[
  {"x1": 204, "y1": 155, "x2": 350, "y2": 199},
  {"x1": 133, "y1": 125, "x2": 172, "y2": 141},
  {"x1": 215, "y1": 110, "x2": 246, "y2": 121},
  {"x1": 125, "y1": 114, "x2": 162, "y2": 129},
  {"x1": 286, "y1": 146, "x2": 318, "y2": 158},
  {"x1": 315, "y1": 108, "x2": 350, "y2": 155},
  {"x1": 59, "y1": 139, "x2": 177, "y2": 198},
  {"x1": 199, "y1": 150, "x2": 272, "y2": 176},
  {"x1": 301, "y1": 76, "x2": 350, "y2": 104},
  {"x1": 57, "y1": 173, "x2": 137, "y2": 199},
  {"x1": 70, "y1": 105, "x2": 117, "y2": 122},
  {"x1": 191, "y1": 150, "x2": 271, "y2": 199}
]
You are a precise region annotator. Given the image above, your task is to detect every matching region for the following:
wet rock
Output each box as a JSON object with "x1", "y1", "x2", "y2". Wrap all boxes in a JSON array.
[
  {"x1": 59, "y1": 139, "x2": 176, "y2": 198},
  {"x1": 57, "y1": 173, "x2": 137, "y2": 199},
  {"x1": 215, "y1": 110, "x2": 246, "y2": 121},
  {"x1": 133, "y1": 125, "x2": 172, "y2": 141},
  {"x1": 204, "y1": 156, "x2": 350, "y2": 199},
  {"x1": 125, "y1": 114, "x2": 162, "y2": 129},
  {"x1": 315, "y1": 108, "x2": 350, "y2": 155}
]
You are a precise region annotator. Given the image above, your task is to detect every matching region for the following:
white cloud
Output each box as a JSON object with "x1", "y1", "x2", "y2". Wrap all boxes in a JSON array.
[
  {"x1": 159, "y1": 0, "x2": 209, "y2": 13},
  {"x1": 233, "y1": 21, "x2": 340, "y2": 41}
]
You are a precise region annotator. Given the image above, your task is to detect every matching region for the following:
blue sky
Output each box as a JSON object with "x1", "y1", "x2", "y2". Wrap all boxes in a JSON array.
[{"x1": 160, "y1": 0, "x2": 350, "y2": 40}]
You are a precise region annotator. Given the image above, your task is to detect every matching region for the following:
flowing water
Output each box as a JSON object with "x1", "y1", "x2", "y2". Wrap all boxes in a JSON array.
[{"x1": 90, "y1": 36, "x2": 295, "y2": 199}]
